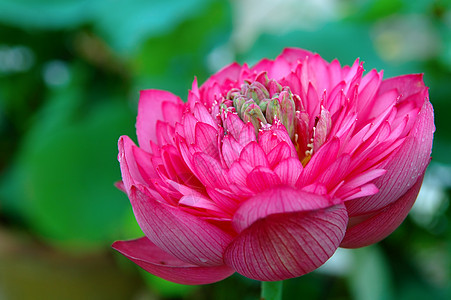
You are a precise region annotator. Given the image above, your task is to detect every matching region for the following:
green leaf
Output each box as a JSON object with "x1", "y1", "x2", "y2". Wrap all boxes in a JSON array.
[
  {"x1": 348, "y1": 245, "x2": 394, "y2": 300},
  {"x1": 0, "y1": 63, "x2": 138, "y2": 251}
]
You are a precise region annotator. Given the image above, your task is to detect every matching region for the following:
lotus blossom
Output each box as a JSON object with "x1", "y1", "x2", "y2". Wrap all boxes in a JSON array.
[{"x1": 113, "y1": 48, "x2": 434, "y2": 284}]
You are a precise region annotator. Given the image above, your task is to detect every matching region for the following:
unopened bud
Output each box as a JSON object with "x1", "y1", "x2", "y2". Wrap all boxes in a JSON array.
[
  {"x1": 239, "y1": 99, "x2": 255, "y2": 118},
  {"x1": 233, "y1": 96, "x2": 247, "y2": 115},
  {"x1": 258, "y1": 98, "x2": 270, "y2": 113},
  {"x1": 279, "y1": 91, "x2": 296, "y2": 140},
  {"x1": 227, "y1": 88, "x2": 241, "y2": 100},
  {"x1": 267, "y1": 79, "x2": 283, "y2": 95},
  {"x1": 243, "y1": 103, "x2": 267, "y2": 137},
  {"x1": 266, "y1": 98, "x2": 282, "y2": 124},
  {"x1": 246, "y1": 81, "x2": 270, "y2": 104}
]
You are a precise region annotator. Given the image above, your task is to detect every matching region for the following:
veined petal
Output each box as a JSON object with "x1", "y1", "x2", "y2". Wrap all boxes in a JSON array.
[
  {"x1": 341, "y1": 174, "x2": 424, "y2": 248},
  {"x1": 346, "y1": 101, "x2": 433, "y2": 215},
  {"x1": 118, "y1": 136, "x2": 155, "y2": 193},
  {"x1": 239, "y1": 142, "x2": 269, "y2": 168},
  {"x1": 279, "y1": 48, "x2": 313, "y2": 65},
  {"x1": 246, "y1": 167, "x2": 281, "y2": 192},
  {"x1": 192, "y1": 152, "x2": 229, "y2": 189},
  {"x1": 222, "y1": 135, "x2": 243, "y2": 168},
  {"x1": 195, "y1": 122, "x2": 220, "y2": 160},
  {"x1": 232, "y1": 187, "x2": 338, "y2": 233},
  {"x1": 113, "y1": 237, "x2": 234, "y2": 285},
  {"x1": 274, "y1": 158, "x2": 303, "y2": 186},
  {"x1": 137, "y1": 90, "x2": 183, "y2": 151},
  {"x1": 129, "y1": 186, "x2": 233, "y2": 266},
  {"x1": 225, "y1": 204, "x2": 348, "y2": 281}
]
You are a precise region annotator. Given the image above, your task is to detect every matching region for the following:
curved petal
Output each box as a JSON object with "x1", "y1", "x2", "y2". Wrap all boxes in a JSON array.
[
  {"x1": 137, "y1": 90, "x2": 183, "y2": 151},
  {"x1": 225, "y1": 204, "x2": 348, "y2": 281},
  {"x1": 377, "y1": 74, "x2": 426, "y2": 99},
  {"x1": 113, "y1": 237, "x2": 234, "y2": 285},
  {"x1": 232, "y1": 186, "x2": 339, "y2": 233},
  {"x1": 278, "y1": 47, "x2": 313, "y2": 65},
  {"x1": 346, "y1": 101, "x2": 434, "y2": 215},
  {"x1": 340, "y1": 174, "x2": 424, "y2": 248},
  {"x1": 129, "y1": 186, "x2": 233, "y2": 266},
  {"x1": 118, "y1": 136, "x2": 157, "y2": 193}
]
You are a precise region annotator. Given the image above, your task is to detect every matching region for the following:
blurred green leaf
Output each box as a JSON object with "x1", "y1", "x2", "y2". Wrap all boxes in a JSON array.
[
  {"x1": 348, "y1": 245, "x2": 394, "y2": 300},
  {"x1": 0, "y1": 62, "x2": 137, "y2": 251},
  {"x1": 92, "y1": 0, "x2": 216, "y2": 54},
  {"x1": 0, "y1": 0, "x2": 219, "y2": 54},
  {"x1": 0, "y1": 0, "x2": 93, "y2": 29},
  {"x1": 131, "y1": 0, "x2": 232, "y2": 96}
]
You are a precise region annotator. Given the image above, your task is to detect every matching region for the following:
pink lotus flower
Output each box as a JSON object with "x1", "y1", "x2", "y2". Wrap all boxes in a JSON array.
[{"x1": 113, "y1": 48, "x2": 434, "y2": 284}]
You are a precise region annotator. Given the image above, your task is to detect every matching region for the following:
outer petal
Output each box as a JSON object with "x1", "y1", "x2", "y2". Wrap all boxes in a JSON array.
[
  {"x1": 340, "y1": 174, "x2": 424, "y2": 248},
  {"x1": 225, "y1": 204, "x2": 348, "y2": 281},
  {"x1": 346, "y1": 100, "x2": 434, "y2": 215},
  {"x1": 129, "y1": 186, "x2": 233, "y2": 266},
  {"x1": 118, "y1": 136, "x2": 156, "y2": 194},
  {"x1": 278, "y1": 47, "x2": 313, "y2": 65},
  {"x1": 113, "y1": 237, "x2": 234, "y2": 285},
  {"x1": 137, "y1": 90, "x2": 183, "y2": 151},
  {"x1": 232, "y1": 187, "x2": 338, "y2": 233}
]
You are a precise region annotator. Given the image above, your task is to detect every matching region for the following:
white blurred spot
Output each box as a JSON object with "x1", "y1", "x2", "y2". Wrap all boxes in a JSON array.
[
  {"x1": 317, "y1": 247, "x2": 353, "y2": 276},
  {"x1": 207, "y1": 44, "x2": 235, "y2": 73},
  {"x1": 42, "y1": 60, "x2": 70, "y2": 87},
  {"x1": 372, "y1": 15, "x2": 440, "y2": 62},
  {"x1": 230, "y1": 0, "x2": 340, "y2": 52},
  {"x1": 0, "y1": 45, "x2": 34, "y2": 73},
  {"x1": 410, "y1": 163, "x2": 450, "y2": 228}
]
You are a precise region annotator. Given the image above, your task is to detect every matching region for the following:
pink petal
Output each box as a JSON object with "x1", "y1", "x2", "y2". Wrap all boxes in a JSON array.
[
  {"x1": 246, "y1": 167, "x2": 281, "y2": 192},
  {"x1": 128, "y1": 186, "x2": 233, "y2": 266},
  {"x1": 232, "y1": 186, "x2": 338, "y2": 233},
  {"x1": 238, "y1": 122, "x2": 257, "y2": 146},
  {"x1": 239, "y1": 142, "x2": 269, "y2": 168},
  {"x1": 195, "y1": 122, "x2": 220, "y2": 160},
  {"x1": 137, "y1": 90, "x2": 183, "y2": 151},
  {"x1": 113, "y1": 237, "x2": 234, "y2": 285},
  {"x1": 206, "y1": 187, "x2": 240, "y2": 215},
  {"x1": 297, "y1": 138, "x2": 340, "y2": 187},
  {"x1": 267, "y1": 142, "x2": 293, "y2": 168},
  {"x1": 279, "y1": 47, "x2": 313, "y2": 65},
  {"x1": 225, "y1": 204, "x2": 348, "y2": 281},
  {"x1": 221, "y1": 135, "x2": 243, "y2": 168},
  {"x1": 259, "y1": 126, "x2": 296, "y2": 157},
  {"x1": 162, "y1": 100, "x2": 183, "y2": 127},
  {"x1": 204, "y1": 62, "x2": 241, "y2": 88},
  {"x1": 346, "y1": 101, "x2": 434, "y2": 215},
  {"x1": 181, "y1": 113, "x2": 198, "y2": 145},
  {"x1": 178, "y1": 195, "x2": 227, "y2": 216},
  {"x1": 118, "y1": 136, "x2": 156, "y2": 193},
  {"x1": 192, "y1": 152, "x2": 229, "y2": 189},
  {"x1": 224, "y1": 113, "x2": 245, "y2": 140},
  {"x1": 340, "y1": 174, "x2": 424, "y2": 248},
  {"x1": 316, "y1": 154, "x2": 351, "y2": 190},
  {"x1": 251, "y1": 58, "x2": 273, "y2": 74},
  {"x1": 228, "y1": 160, "x2": 253, "y2": 186},
  {"x1": 378, "y1": 74, "x2": 426, "y2": 100},
  {"x1": 193, "y1": 103, "x2": 217, "y2": 128},
  {"x1": 270, "y1": 54, "x2": 292, "y2": 80},
  {"x1": 114, "y1": 180, "x2": 126, "y2": 193},
  {"x1": 273, "y1": 158, "x2": 303, "y2": 186}
]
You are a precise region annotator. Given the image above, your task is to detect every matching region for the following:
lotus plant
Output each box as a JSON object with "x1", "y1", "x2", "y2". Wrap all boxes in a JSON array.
[{"x1": 113, "y1": 48, "x2": 434, "y2": 290}]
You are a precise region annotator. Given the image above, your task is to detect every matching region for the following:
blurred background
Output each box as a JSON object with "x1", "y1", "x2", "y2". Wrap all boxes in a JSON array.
[{"x1": 0, "y1": 0, "x2": 449, "y2": 299}]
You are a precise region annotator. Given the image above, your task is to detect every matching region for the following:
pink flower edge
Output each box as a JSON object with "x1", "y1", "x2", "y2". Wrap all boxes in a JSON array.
[{"x1": 113, "y1": 237, "x2": 234, "y2": 285}]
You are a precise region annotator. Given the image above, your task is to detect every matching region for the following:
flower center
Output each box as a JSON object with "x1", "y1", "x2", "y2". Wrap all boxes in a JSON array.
[
  {"x1": 216, "y1": 73, "x2": 332, "y2": 167},
  {"x1": 225, "y1": 77, "x2": 297, "y2": 141}
]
